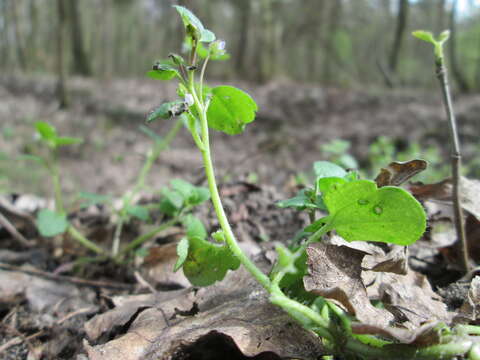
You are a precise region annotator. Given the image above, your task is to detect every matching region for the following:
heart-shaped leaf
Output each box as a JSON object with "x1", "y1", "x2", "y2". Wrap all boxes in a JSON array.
[
  {"x1": 324, "y1": 180, "x2": 426, "y2": 245},
  {"x1": 36, "y1": 209, "x2": 69, "y2": 237},
  {"x1": 206, "y1": 86, "x2": 257, "y2": 135}
]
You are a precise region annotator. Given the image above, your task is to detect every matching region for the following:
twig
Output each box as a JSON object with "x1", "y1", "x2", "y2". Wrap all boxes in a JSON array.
[
  {"x1": 436, "y1": 60, "x2": 470, "y2": 272},
  {"x1": 0, "y1": 211, "x2": 34, "y2": 247},
  {"x1": 0, "y1": 262, "x2": 134, "y2": 290}
]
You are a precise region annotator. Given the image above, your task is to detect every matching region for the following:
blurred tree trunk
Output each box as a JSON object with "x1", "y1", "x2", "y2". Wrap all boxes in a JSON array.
[
  {"x1": 388, "y1": 0, "x2": 409, "y2": 74},
  {"x1": 257, "y1": 0, "x2": 274, "y2": 82},
  {"x1": 67, "y1": 0, "x2": 92, "y2": 76},
  {"x1": 436, "y1": 0, "x2": 446, "y2": 33},
  {"x1": 307, "y1": 0, "x2": 324, "y2": 81},
  {"x1": 234, "y1": 0, "x2": 251, "y2": 78},
  {"x1": 26, "y1": 0, "x2": 38, "y2": 70},
  {"x1": 449, "y1": 0, "x2": 470, "y2": 93},
  {"x1": 0, "y1": 0, "x2": 10, "y2": 69},
  {"x1": 56, "y1": 0, "x2": 69, "y2": 108},
  {"x1": 323, "y1": 0, "x2": 342, "y2": 85},
  {"x1": 10, "y1": 0, "x2": 27, "y2": 70}
]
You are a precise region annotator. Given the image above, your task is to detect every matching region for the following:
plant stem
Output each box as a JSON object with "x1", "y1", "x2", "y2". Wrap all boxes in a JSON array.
[
  {"x1": 189, "y1": 73, "x2": 271, "y2": 290},
  {"x1": 67, "y1": 226, "x2": 104, "y2": 254},
  {"x1": 51, "y1": 150, "x2": 64, "y2": 214},
  {"x1": 436, "y1": 59, "x2": 470, "y2": 272},
  {"x1": 115, "y1": 216, "x2": 179, "y2": 260},
  {"x1": 111, "y1": 119, "x2": 183, "y2": 256}
]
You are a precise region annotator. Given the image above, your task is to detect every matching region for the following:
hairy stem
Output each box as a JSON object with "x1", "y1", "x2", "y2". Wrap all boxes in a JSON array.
[
  {"x1": 436, "y1": 60, "x2": 470, "y2": 272},
  {"x1": 189, "y1": 72, "x2": 271, "y2": 290}
]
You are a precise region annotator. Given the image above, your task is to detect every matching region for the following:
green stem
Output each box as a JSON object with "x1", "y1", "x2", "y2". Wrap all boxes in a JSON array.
[
  {"x1": 51, "y1": 150, "x2": 64, "y2": 214},
  {"x1": 116, "y1": 216, "x2": 179, "y2": 260},
  {"x1": 67, "y1": 226, "x2": 104, "y2": 254},
  {"x1": 189, "y1": 73, "x2": 271, "y2": 290}
]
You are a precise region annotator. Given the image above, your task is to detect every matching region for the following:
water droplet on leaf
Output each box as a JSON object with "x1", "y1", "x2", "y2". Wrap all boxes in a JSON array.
[
  {"x1": 357, "y1": 199, "x2": 369, "y2": 205},
  {"x1": 373, "y1": 205, "x2": 383, "y2": 215}
]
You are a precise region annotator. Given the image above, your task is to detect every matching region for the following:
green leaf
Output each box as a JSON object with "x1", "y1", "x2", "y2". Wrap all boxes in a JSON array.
[
  {"x1": 174, "y1": 237, "x2": 189, "y2": 272},
  {"x1": 324, "y1": 180, "x2": 426, "y2": 245},
  {"x1": 78, "y1": 191, "x2": 111, "y2": 208},
  {"x1": 207, "y1": 86, "x2": 257, "y2": 135},
  {"x1": 317, "y1": 177, "x2": 347, "y2": 195},
  {"x1": 147, "y1": 63, "x2": 179, "y2": 81},
  {"x1": 36, "y1": 209, "x2": 69, "y2": 237},
  {"x1": 159, "y1": 189, "x2": 184, "y2": 215},
  {"x1": 173, "y1": 5, "x2": 215, "y2": 42},
  {"x1": 171, "y1": 178, "x2": 195, "y2": 199},
  {"x1": 412, "y1": 30, "x2": 435, "y2": 44},
  {"x1": 277, "y1": 189, "x2": 316, "y2": 210},
  {"x1": 182, "y1": 234, "x2": 240, "y2": 286},
  {"x1": 183, "y1": 215, "x2": 207, "y2": 240},
  {"x1": 54, "y1": 136, "x2": 83, "y2": 147},
  {"x1": 438, "y1": 30, "x2": 450, "y2": 43},
  {"x1": 190, "y1": 187, "x2": 210, "y2": 206},
  {"x1": 35, "y1": 121, "x2": 57, "y2": 142},
  {"x1": 313, "y1": 161, "x2": 346, "y2": 179},
  {"x1": 146, "y1": 101, "x2": 186, "y2": 123},
  {"x1": 126, "y1": 205, "x2": 150, "y2": 221}
]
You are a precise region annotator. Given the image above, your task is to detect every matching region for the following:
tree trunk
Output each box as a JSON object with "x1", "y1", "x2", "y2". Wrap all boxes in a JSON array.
[
  {"x1": 234, "y1": 0, "x2": 251, "y2": 78},
  {"x1": 10, "y1": 0, "x2": 27, "y2": 70},
  {"x1": 56, "y1": 0, "x2": 69, "y2": 108},
  {"x1": 388, "y1": 0, "x2": 409, "y2": 74},
  {"x1": 67, "y1": 0, "x2": 92, "y2": 76},
  {"x1": 323, "y1": 0, "x2": 342, "y2": 85},
  {"x1": 449, "y1": 0, "x2": 470, "y2": 93}
]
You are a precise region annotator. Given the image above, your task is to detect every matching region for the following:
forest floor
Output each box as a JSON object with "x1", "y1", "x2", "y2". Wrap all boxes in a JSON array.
[{"x1": 1, "y1": 74, "x2": 480, "y2": 359}]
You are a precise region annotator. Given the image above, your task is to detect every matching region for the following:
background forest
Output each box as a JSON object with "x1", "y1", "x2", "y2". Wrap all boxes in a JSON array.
[{"x1": 1, "y1": 0, "x2": 480, "y2": 91}]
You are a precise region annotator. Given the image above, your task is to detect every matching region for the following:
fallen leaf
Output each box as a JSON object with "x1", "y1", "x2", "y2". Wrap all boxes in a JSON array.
[
  {"x1": 454, "y1": 276, "x2": 480, "y2": 323},
  {"x1": 375, "y1": 159, "x2": 427, "y2": 188},
  {"x1": 303, "y1": 242, "x2": 393, "y2": 327},
  {"x1": 84, "y1": 266, "x2": 327, "y2": 360}
]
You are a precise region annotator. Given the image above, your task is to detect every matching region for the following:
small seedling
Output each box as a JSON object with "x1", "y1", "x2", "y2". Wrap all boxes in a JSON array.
[
  {"x1": 28, "y1": 121, "x2": 103, "y2": 254},
  {"x1": 413, "y1": 29, "x2": 470, "y2": 272}
]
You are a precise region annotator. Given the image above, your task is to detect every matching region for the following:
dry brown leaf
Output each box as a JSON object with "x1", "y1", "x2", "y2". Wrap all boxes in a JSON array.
[
  {"x1": 141, "y1": 243, "x2": 190, "y2": 288},
  {"x1": 303, "y1": 242, "x2": 393, "y2": 327},
  {"x1": 454, "y1": 276, "x2": 480, "y2": 323},
  {"x1": 84, "y1": 289, "x2": 193, "y2": 341},
  {"x1": 375, "y1": 159, "x2": 427, "y2": 188},
  {"x1": 84, "y1": 267, "x2": 327, "y2": 360},
  {"x1": 377, "y1": 268, "x2": 451, "y2": 328},
  {"x1": 362, "y1": 245, "x2": 408, "y2": 275}
]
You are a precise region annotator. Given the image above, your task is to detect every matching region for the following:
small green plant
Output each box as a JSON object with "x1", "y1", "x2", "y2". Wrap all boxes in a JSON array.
[
  {"x1": 143, "y1": 6, "x2": 480, "y2": 359},
  {"x1": 28, "y1": 121, "x2": 104, "y2": 254},
  {"x1": 413, "y1": 29, "x2": 470, "y2": 272}
]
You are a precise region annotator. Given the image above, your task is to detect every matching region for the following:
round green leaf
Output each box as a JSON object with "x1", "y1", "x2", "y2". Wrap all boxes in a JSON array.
[
  {"x1": 324, "y1": 180, "x2": 426, "y2": 245},
  {"x1": 313, "y1": 161, "x2": 346, "y2": 179},
  {"x1": 206, "y1": 86, "x2": 258, "y2": 135},
  {"x1": 36, "y1": 209, "x2": 69, "y2": 237},
  {"x1": 182, "y1": 235, "x2": 240, "y2": 286}
]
